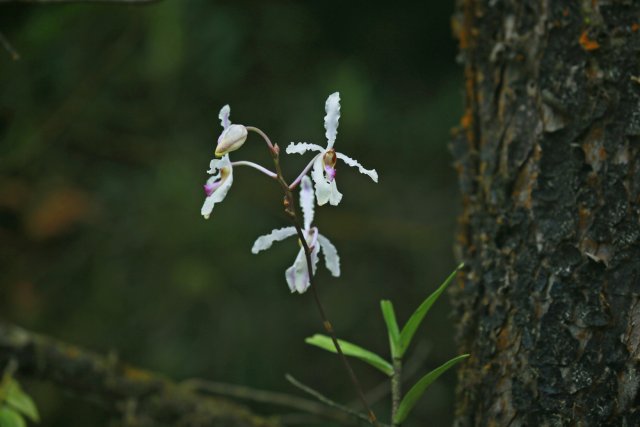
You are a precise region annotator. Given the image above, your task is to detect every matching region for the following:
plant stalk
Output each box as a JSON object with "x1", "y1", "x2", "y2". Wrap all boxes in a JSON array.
[
  {"x1": 248, "y1": 126, "x2": 379, "y2": 426},
  {"x1": 391, "y1": 357, "x2": 402, "y2": 426}
]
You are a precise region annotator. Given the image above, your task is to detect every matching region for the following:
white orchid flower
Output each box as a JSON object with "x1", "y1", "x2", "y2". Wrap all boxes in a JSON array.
[
  {"x1": 215, "y1": 105, "x2": 247, "y2": 157},
  {"x1": 286, "y1": 92, "x2": 378, "y2": 206},
  {"x1": 201, "y1": 154, "x2": 233, "y2": 219},
  {"x1": 201, "y1": 105, "x2": 236, "y2": 219},
  {"x1": 251, "y1": 176, "x2": 340, "y2": 293}
]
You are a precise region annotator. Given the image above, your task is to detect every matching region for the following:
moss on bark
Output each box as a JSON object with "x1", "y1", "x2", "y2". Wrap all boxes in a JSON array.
[{"x1": 451, "y1": 0, "x2": 640, "y2": 425}]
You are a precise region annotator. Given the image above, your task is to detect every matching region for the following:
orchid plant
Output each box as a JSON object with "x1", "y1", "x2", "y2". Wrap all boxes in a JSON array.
[{"x1": 201, "y1": 92, "x2": 468, "y2": 426}]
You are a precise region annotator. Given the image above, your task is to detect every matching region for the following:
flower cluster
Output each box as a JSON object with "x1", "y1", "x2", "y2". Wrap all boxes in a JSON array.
[
  {"x1": 200, "y1": 105, "x2": 238, "y2": 219},
  {"x1": 201, "y1": 92, "x2": 378, "y2": 293}
]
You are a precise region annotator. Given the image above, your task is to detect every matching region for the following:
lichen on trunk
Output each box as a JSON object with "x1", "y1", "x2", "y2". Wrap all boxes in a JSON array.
[{"x1": 451, "y1": 0, "x2": 640, "y2": 425}]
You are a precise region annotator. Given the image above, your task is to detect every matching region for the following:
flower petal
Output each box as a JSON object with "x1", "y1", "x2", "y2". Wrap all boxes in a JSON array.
[
  {"x1": 285, "y1": 245, "x2": 320, "y2": 293},
  {"x1": 317, "y1": 234, "x2": 340, "y2": 277},
  {"x1": 207, "y1": 154, "x2": 232, "y2": 174},
  {"x1": 324, "y1": 92, "x2": 340, "y2": 149},
  {"x1": 219, "y1": 104, "x2": 231, "y2": 129},
  {"x1": 311, "y1": 156, "x2": 331, "y2": 205},
  {"x1": 337, "y1": 152, "x2": 378, "y2": 183},
  {"x1": 300, "y1": 176, "x2": 315, "y2": 230},
  {"x1": 251, "y1": 226, "x2": 297, "y2": 254},
  {"x1": 201, "y1": 187, "x2": 216, "y2": 219},
  {"x1": 286, "y1": 142, "x2": 324, "y2": 155},
  {"x1": 328, "y1": 180, "x2": 343, "y2": 206},
  {"x1": 285, "y1": 249, "x2": 307, "y2": 293},
  {"x1": 311, "y1": 156, "x2": 343, "y2": 206},
  {"x1": 311, "y1": 243, "x2": 320, "y2": 274},
  {"x1": 201, "y1": 170, "x2": 233, "y2": 219}
]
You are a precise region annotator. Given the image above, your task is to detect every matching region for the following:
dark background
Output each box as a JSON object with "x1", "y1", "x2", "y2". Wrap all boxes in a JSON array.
[{"x1": 0, "y1": 1, "x2": 462, "y2": 426}]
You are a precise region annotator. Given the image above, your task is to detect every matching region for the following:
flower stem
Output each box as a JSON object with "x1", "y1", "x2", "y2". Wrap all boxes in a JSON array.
[
  {"x1": 391, "y1": 358, "x2": 402, "y2": 426},
  {"x1": 285, "y1": 374, "x2": 385, "y2": 426},
  {"x1": 231, "y1": 161, "x2": 278, "y2": 179},
  {"x1": 248, "y1": 126, "x2": 380, "y2": 426},
  {"x1": 289, "y1": 153, "x2": 320, "y2": 190},
  {"x1": 246, "y1": 126, "x2": 275, "y2": 151}
]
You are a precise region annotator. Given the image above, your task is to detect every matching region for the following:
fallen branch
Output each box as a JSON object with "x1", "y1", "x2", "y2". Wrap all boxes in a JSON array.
[
  {"x1": 0, "y1": 31, "x2": 19, "y2": 60},
  {"x1": 0, "y1": 321, "x2": 279, "y2": 427},
  {"x1": 0, "y1": 0, "x2": 159, "y2": 4}
]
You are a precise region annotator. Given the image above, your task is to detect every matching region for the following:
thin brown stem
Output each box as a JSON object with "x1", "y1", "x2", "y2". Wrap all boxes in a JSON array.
[
  {"x1": 246, "y1": 126, "x2": 275, "y2": 151},
  {"x1": 247, "y1": 127, "x2": 379, "y2": 426},
  {"x1": 291, "y1": 218, "x2": 378, "y2": 426},
  {"x1": 286, "y1": 374, "x2": 390, "y2": 427},
  {"x1": 182, "y1": 378, "x2": 354, "y2": 425}
]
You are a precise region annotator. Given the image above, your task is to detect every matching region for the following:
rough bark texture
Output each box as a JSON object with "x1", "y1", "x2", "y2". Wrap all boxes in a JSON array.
[
  {"x1": 0, "y1": 321, "x2": 279, "y2": 427},
  {"x1": 451, "y1": 0, "x2": 640, "y2": 426}
]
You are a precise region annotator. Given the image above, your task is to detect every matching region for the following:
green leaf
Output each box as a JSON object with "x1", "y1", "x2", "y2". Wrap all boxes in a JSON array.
[
  {"x1": 6, "y1": 380, "x2": 39, "y2": 422},
  {"x1": 380, "y1": 300, "x2": 400, "y2": 359},
  {"x1": 394, "y1": 354, "x2": 469, "y2": 424},
  {"x1": 398, "y1": 264, "x2": 463, "y2": 356},
  {"x1": 0, "y1": 406, "x2": 26, "y2": 427},
  {"x1": 305, "y1": 334, "x2": 393, "y2": 376}
]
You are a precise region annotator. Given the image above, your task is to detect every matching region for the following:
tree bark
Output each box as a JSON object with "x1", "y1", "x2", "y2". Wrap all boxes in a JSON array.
[{"x1": 451, "y1": 0, "x2": 640, "y2": 426}]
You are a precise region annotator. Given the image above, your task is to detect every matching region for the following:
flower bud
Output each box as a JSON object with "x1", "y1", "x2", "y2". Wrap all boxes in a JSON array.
[{"x1": 215, "y1": 124, "x2": 247, "y2": 157}]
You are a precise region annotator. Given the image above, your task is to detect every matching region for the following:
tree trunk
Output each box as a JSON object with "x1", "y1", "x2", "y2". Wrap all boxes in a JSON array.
[{"x1": 451, "y1": 1, "x2": 640, "y2": 426}]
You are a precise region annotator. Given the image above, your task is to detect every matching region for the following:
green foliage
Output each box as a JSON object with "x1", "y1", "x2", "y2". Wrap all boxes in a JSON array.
[
  {"x1": 0, "y1": 407, "x2": 26, "y2": 427},
  {"x1": 393, "y1": 354, "x2": 470, "y2": 424},
  {"x1": 380, "y1": 300, "x2": 400, "y2": 359},
  {"x1": 5, "y1": 380, "x2": 39, "y2": 423},
  {"x1": 0, "y1": 376, "x2": 39, "y2": 427},
  {"x1": 305, "y1": 334, "x2": 393, "y2": 376},
  {"x1": 306, "y1": 266, "x2": 469, "y2": 424},
  {"x1": 380, "y1": 265, "x2": 468, "y2": 424},
  {"x1": 397, "y1": 263, "x2": 463, "y2": 357}
]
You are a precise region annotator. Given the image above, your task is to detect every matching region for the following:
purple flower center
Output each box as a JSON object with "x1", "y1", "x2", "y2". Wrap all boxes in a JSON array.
[
  {"x1": 204, "y1": 180, "x2": 223, "y2": 196},
  {"x1": 324, "y1": 165, "x2": 336, "y2": 182}
]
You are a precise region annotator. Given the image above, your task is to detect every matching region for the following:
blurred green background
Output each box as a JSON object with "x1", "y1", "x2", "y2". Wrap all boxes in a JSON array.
[{"x1": 0, "y1": 1, "x2": 462, "y2": 426}]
